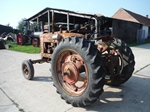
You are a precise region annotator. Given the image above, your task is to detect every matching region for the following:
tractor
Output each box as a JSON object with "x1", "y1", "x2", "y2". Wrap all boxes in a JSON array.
[
  {"x1": 16, "y1": 20, "x2": 42, "y2": 47},
  {"x1": 22, "y1": 15, "x2": 135, "y2": 107}
]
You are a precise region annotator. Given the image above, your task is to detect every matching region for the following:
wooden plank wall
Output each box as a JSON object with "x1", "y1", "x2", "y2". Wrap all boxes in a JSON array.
[{"x1": 112, "y1": 20, "x2": 142, "y2": 43}]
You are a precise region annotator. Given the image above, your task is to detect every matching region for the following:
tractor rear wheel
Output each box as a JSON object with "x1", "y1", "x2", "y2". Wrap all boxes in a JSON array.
[
  {"x1": 17, "y1": 33, "x2": 26, "y2": 45},
  {"x1": 51, "y1": 37, "x2": 105, "y2": 107},
  {"x1": 107, "y1": 38, "x2": 135, "y2": 86}
]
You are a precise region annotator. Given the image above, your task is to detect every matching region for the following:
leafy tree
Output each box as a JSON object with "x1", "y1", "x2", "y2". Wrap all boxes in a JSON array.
[
  {"x1": 17, "y1": 18, "x2": 39, "y2": 33},
  {"x1": 30, "y1": 22, "x2": 39, "y2": 31},
  {"x1": 17, "y1": 18, "x2": 27, "y2": 33}
]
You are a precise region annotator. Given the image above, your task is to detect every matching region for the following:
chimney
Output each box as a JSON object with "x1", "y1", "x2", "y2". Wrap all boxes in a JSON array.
[{"x1": 146, "y1": 15, "x2": 148, "y2": 18}]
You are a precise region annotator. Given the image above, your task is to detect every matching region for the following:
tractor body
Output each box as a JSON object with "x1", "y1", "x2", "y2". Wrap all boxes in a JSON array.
[{"x1": 22, "y1": 14, "x2": 135, "y2": 107}]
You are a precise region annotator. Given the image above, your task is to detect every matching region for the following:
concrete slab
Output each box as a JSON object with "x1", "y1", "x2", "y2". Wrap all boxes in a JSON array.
[
  {"x1": 0, "y1": 89, "x2": 12, "y2": 105},
  {"x1": 131, "y1": 43, "x2": 150, "y2": 78},
  {"x1": 135, "y1": 64, "x2": 150, "y2": 77},
  {"x1": 0, "y1": 43, "x2": 150, "y2": 112},
  {"x1": 131, "y1": 43, "x2": 150, "y2": 73},
  {"x1": 0, "y1": 88, "x2": 19, "y2": 112},
  {"x1": 0, "y1": 50, "x2": 72, "y2": 112},
  {"x1": 62, "y1": 74, "x2": 150, "y2": 112}
]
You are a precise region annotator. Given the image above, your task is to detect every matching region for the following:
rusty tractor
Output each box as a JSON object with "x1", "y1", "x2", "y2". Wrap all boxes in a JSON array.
[{"x1": 22, "y1": 15, "x2": 135, "y2": 107}]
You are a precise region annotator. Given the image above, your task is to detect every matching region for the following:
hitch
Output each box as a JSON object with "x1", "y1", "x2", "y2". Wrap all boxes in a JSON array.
[{"x1": 30, "y1": 58, "x2": 50, "y2": 64}]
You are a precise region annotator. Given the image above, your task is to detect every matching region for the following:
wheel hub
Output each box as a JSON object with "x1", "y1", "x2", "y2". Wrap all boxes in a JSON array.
[
  {"x1": 32, "y1": 38, "x2": 38, "y2": 47},
  {"x1": 18, "y1": 37, "x2": 22, "y2": 43},
  {"x1": 23, "y1": 65, "x2": 29, "y2": 75},
  {"x1": 62, "y1": 62, "x2": 79, "y2": 85}
]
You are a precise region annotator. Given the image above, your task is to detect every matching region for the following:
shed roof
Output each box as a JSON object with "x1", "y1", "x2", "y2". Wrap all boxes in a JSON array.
[
  {"x1": 27, "y1": 7, "x2": 103, "y2": 22},
  {"x1": 112, "y1": 8, "x2": 150, "y2": 26}
]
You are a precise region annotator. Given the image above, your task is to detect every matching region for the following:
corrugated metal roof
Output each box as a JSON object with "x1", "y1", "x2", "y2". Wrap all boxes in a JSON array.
[{"x1": 27, "y1": 7, "x2": 98, "y2": 21}]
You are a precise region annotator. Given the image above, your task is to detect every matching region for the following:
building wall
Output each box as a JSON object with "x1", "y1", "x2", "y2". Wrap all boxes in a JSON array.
[
  {"x1": 148, "y1": 27, "x2": 150, "y2": 39},
  {"x1": 112, "y1": 19, "x2": 141, "y2": 43},
  {"x1": 136, "y1": 26, "x2": 150, "y2": 42},
  {"x1": 142, "y1": 25, "x2": 149, "y2": 39}
]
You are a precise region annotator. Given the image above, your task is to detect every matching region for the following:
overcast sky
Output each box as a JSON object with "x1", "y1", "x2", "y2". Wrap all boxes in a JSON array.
[{"x1": 0, "y1": 0, "x2": 150, "y2": 28}]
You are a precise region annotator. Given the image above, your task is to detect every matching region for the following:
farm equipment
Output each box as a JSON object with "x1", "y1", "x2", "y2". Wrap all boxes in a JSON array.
[
  {"x1": 0, "y1": 32, "x2": 16, "y2": 42},
  {"x1": 22, "y1": 14, "x2": 135, "y2": 107},
  {"x1": 16, "y1": 21, "x2": 42, "y2": 47},
  {"x1": 0, "y1": 32, "x2": 17, "y2": 49},
  {"x1": 16, "y1": 31, "x2": 42, "y2": 47}
]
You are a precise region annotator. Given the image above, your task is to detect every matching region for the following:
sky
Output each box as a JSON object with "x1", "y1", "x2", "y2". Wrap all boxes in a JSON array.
[{"x1": 0, "y1": 0, "x2": 150, "y2": 29}]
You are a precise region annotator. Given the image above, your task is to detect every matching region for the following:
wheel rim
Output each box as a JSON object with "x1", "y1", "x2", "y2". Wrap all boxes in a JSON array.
[
  {"x1": 17, "y1": 34, "x2": 23, "y2": 45},
  {"x1": 56, "y1": 50, "x2": 88, "y2": 96},
  {"x1": 32, "y1": 38, "x2": 39, "y2": 47},
  {"x1": 23, "y1": 64, "x2": 29, "y2": 78},
  {"x1": 115, "y1": 50, "x2": 123, "y2": 73}
]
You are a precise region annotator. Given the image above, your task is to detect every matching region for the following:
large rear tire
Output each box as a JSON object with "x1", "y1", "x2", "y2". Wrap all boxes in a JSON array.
[
  {"x1": 107, "y1": 38, "x2": 135, "y2": 86},
  {"x1": 17, "y1": 33, "x2": 26, "y2": 45},
  {"x1": 0, "y1": 39, "x2": 6, "y2": 49},
  {"x1": 51, "y1": 37, "x2": 105, "y2": 107}
]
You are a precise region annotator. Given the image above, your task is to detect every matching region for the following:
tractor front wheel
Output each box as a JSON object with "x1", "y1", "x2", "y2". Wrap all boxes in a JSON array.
[{"x1": 22, "y1": 60, "x2": 34, "y2": 80}]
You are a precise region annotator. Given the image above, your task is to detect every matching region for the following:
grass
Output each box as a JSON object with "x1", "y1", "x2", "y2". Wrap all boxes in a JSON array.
[
  {"x1": 129, "y1": 39, "x2": 150, "y2": 47},
  {"x1": 7, "y1": 41, "x2": 40, "y2": 54},
  {"x1": 6, "y1": 38, "x2": 150, "y2": 54}
]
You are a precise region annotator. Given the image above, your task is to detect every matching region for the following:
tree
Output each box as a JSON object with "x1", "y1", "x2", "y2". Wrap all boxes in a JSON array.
[
  {"x1": 17, "y1": 18, "x2": 39, "y2": 33},
  {"x1": 30, "y1": 22, "x2": 38, "y2": 31},
  {"x1": 17, "y1": 18, "x2": 27, "y2": 33}
]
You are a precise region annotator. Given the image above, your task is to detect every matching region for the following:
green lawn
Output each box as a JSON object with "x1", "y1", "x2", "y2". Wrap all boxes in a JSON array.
[
  {"x1": 6, "y1": 38, "x2": 150, "y2": 54},
  {"x1": 129, "y1": 39, "x2": 150, "y2": 47},
  {"x1": 7, "y1": 42, "x2": 40, "y2": 54}
]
